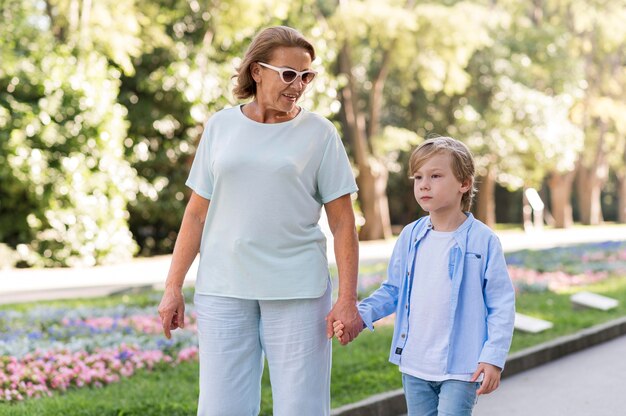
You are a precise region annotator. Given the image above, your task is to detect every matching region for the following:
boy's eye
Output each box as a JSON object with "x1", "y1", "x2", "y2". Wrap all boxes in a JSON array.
[{"x1": 413, "y1": 176, "x2": 422, "y2": 180}]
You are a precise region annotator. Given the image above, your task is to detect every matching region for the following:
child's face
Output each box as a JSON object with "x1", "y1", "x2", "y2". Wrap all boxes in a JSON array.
[{"x1": 412, "y1": 152, "x2": 470, "y2": 216}]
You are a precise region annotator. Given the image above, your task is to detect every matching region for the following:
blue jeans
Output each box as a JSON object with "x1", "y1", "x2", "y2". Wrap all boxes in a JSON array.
[{"x1": 402, "y1": 373, "x2": 479, "y2": 416}]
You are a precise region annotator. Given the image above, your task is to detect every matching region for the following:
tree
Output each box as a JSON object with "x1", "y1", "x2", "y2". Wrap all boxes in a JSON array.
[
  {"x1": 0, "y1": 0, "x2": 142, "y2": 266},
  {"x1": 565, "y1": 0, "x2": 626, "y2": 225},
  {"x1": 330, "y1": 0, "x2": 493, "y2": 239},
  {"x1": 451, "y1": 0, "x2": 585, "y2": 228}
]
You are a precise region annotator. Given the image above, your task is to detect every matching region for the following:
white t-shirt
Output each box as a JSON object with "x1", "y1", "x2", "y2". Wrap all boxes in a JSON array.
[
  {"x1": 186, "y1": 105, "x2": 358, "y2": 299},
  {"x1": 400, "y1": 229, "x2": 475, "y2": 382}
]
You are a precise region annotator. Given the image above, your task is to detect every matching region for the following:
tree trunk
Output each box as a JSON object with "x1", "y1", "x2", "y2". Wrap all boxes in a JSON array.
[
  {"x1": 547, "y1": 171, "x2": 575, "y2": 228},
  {"x1": 576, "y1": 164, "x2": 605, "y2": 225},
  {"x1": 356, "y1": 161, "x2": 392, "y2": 240},
  {"x1": 617, "y1": 142, "x2": 626, "y2": 223},
  {"x1": 617, "y1": 172, "x2": 626, "y2": 223},
  {"x1": 576, "y1": 122, "x2": 608, "y2": 225},
  {"x1": 475, "y1": 168, "x2": 495, "y2": 228},
  {"x1": 522, "y1": 190, "x2": 533, "y2": 232},
  {"x1": 338, "y1": 44, "x2": 392, "y2": 240}
]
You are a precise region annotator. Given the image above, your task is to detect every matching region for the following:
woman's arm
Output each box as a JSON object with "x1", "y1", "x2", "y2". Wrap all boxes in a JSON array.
[
  {"x1": 158, "y1": 192, "x2": 210, "y2": 339},
  {"x1": 323, "y1": 194, "x2": 361, "y2": 344}
]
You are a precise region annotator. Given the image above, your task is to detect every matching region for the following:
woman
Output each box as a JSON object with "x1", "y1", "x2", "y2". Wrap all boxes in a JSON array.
[{"x1": 158, "y1": 26, "x2": 362, "y2": 416}]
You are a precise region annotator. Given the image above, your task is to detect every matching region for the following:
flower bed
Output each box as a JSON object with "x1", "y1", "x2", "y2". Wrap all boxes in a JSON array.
[
  {"x1": 355, "y1": 241, "x2": 626, "y2": 296},
  {"x1": 4, "y1": 241, "x2": 626, "y2": 404},
  {"x1": 0, "y1": 303, "x2": 198, "y2": 403},
  {"x1": 506, "y1": 241, "x2": 626, "y2": 293}
]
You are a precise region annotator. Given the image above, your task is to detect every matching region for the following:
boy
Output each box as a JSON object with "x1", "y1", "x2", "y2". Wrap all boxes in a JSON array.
[{"x1": 334, "y1": 136, "x2": 515, "y2": 415}]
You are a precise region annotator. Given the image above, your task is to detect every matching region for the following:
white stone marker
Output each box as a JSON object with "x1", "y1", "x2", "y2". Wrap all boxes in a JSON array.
[
  {"x1": 570, "y1": 291, "x2": 619, "y2": 311},
  {"x1": 514, "y1": 313, "x2": 554, "y2": 333}
]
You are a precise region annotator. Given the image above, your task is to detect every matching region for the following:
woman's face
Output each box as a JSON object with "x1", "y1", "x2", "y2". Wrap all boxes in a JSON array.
[{"x1": 252, "y1": 46, "x2": 313, "y2": 115}]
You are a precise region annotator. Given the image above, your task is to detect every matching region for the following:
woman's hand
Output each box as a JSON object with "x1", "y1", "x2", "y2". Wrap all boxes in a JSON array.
[
  {"x1": 158, "y1": 286, "x2": 186, "y2": 339},
  {"x1": 325, "y1": 298, "x2": 363, "y2": 345}
]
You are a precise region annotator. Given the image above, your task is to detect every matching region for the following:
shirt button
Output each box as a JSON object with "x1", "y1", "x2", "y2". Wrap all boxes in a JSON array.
[
  {"x1": 406, "y1": 271, "x2": 410, "y2": 276},
  {"x1": 401, "y1": 333, "x2": 406, "y2": 338},
  {"x1": 405, "y1": 305, "x2": 408, "y2": 310}
]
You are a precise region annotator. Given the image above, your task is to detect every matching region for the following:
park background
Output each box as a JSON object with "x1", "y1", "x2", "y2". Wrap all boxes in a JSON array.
[
  {"x1": 1, "y1": 0, "x2": 626, "y2": 415},
  {"x1": 2, "y1": 0, "x2": 626, "y2": 268}
]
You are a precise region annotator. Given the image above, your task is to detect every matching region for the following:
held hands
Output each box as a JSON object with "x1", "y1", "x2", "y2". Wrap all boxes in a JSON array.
[
  {"x1": 332, "y1": 320, "x2": 350, "y2": 345},
  {"x1": 158, "y1": 286, "x2": 186, "y2": 339},
  {"x1": 325, "y1": 297, "x2": 364, "y2": 345},
  {"x1": 471, "y1": 362, "x2": 502, "y2": 395}
]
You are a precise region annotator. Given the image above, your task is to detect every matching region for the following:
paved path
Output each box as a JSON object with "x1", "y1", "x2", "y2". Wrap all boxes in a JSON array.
[
  {"x1": 473, "y1": 334, "x2": 626, "y2": 416},
  {"x1": 2, "y1": 224, "x2": 626, "y2": 304},
  {"x1": 396, "y1": 334, "x2": 626, "y2": 416}
]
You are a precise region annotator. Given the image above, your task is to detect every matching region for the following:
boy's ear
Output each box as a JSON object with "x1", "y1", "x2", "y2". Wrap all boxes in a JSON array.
[{"x1": 460, "y1": 178, "x2": 472, "y2": 193}]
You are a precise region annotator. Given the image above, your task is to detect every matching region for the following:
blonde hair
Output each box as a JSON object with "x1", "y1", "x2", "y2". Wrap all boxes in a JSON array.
[
  {"x1": 232, "y1": 26, "x2": 316, "y2": 100},
  {"x1": 409, "y1": 136, "x2": 477, "y2": 211}
]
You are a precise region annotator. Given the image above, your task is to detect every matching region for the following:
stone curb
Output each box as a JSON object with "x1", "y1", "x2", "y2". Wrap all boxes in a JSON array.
[
  {"x1": 330, "y1": 389, "x2": 406, "y2": 416},
  {"x1": 330, "y1": 316, "x2": 626, "y2": 416}
]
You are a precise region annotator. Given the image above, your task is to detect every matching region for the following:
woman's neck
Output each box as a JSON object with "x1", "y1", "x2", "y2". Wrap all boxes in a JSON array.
[{"x1": 242, "y1": 101, "x2": 300, "y2": 124}]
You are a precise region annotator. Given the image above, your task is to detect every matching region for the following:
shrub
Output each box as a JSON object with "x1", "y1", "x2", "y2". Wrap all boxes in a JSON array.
[{"x1": 0, "y1": 49, "x2": 138, "y2": 266}]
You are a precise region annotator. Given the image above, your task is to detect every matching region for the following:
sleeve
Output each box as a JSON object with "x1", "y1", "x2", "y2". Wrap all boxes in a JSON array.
[
  {"x1": 358, "y1": 226, "x2": 410, "y2": 330},
  {"x1": 478, "y1": 235, "x2": 516, "y2": 369},
  {"x1": 317, "y1": 129, "x2": 358, "y2": 204},
  {"x1": 185, "y1": 123, "x2": 214, "y2": 200}
]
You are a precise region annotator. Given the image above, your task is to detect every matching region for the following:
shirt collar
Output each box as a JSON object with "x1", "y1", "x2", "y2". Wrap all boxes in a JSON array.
[{"x1": 412, "y1": 212, "x2": 474, "y2": 246}]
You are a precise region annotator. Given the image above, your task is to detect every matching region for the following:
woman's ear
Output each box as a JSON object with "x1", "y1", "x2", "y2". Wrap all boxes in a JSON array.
[{"x1": 251, "y1": 62, "x2": 262, "y2": 83}]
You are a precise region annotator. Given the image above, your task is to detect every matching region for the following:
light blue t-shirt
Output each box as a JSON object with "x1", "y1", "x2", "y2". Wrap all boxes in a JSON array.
[{"x1": 186, "y1": 105, "x2": 358, "y2": 299}]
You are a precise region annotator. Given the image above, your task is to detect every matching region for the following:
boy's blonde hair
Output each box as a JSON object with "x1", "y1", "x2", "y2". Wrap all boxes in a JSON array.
[{"x1": 409, "y1": 136, "x2": 477, "y2": 211}]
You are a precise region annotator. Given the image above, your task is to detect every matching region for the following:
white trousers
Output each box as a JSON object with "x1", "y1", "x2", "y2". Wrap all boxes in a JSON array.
[{"x1": 194, "y1": 283, "x2": 332, "y2": 416}]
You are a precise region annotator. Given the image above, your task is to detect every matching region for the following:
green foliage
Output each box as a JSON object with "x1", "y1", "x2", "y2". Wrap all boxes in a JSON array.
[
  {"x1": 0, "y1": 1, "x2": 139, "y2": 266},
  {"x1": 2, "y1": 0, "x2": 625, "y2": 263},
  {"x1": 44, "y1": 0, "x2": 144, "y2": 75},
  {"x1": 371, "y1": 126, "x2": 422, "y2": 172}
]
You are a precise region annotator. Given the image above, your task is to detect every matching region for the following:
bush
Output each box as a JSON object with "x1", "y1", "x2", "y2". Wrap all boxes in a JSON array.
[{"x1": 0, "y1": 49, "x2": 138, "y2": 267}]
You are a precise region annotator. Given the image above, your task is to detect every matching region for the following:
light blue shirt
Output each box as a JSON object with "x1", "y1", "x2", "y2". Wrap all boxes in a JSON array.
[
  {"x1": 358, "y1": 213, "x2": 516, "y2": 372},
  {"x1": 186, "y1": 106, "x2": 357, "y2": 299}
]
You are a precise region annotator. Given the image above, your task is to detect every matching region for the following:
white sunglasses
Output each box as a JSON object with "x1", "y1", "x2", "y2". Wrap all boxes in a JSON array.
[{"x1": 258, "y1": 62, "x2": 317, "y2": 85}]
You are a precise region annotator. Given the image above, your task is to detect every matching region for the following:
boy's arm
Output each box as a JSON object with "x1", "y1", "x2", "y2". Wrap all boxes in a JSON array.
[
  {"x1": 358, "y1": 282, "x2": 399, "y2": 330},
  {"x1": 358, "y1": 227, "x2": 411, "y2": 330},
  {"x1": 478, "y1": 235, "x2": 516, "y2": 369}
]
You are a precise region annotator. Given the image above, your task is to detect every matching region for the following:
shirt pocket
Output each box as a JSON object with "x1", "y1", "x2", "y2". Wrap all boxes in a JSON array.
[{"x1": 464, "y1": 251, "x2": 485, "y2": 286}]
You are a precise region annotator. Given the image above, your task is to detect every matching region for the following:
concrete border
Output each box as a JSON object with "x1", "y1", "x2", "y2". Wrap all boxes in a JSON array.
[
  {"x1": 330, "y1": 389, "x2": 406, "y2": 416},
  {"x1": 330, "y1": 316, "x2": 626, "y2": 416},
  {"x1": 502, "y1": 315, "x2": 626, "y2": 378}
]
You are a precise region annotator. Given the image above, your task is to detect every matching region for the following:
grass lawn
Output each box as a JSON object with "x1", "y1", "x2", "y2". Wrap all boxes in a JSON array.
[{"x1": 2, "y1": 270, "x2": 626, "y2": 414}]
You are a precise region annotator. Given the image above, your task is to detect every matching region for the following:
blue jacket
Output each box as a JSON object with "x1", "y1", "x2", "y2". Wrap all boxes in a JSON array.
[{"x1": 358, "y1": 213, "x2": 515, "y2": 372}]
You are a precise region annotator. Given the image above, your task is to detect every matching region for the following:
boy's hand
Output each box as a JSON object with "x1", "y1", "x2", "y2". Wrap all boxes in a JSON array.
[
  {"x1": 471, "y1": 362, "x2": 502, "y2": 395},
  {"x1": 333, "y1": 320, "x2": 345, "y2": 339},
  {"x1": 325, "y1": 298, "x2": 362, "y2": 345},
  {"x1": 332, "y1": 320, "x2": 361, "y2": 345}
]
